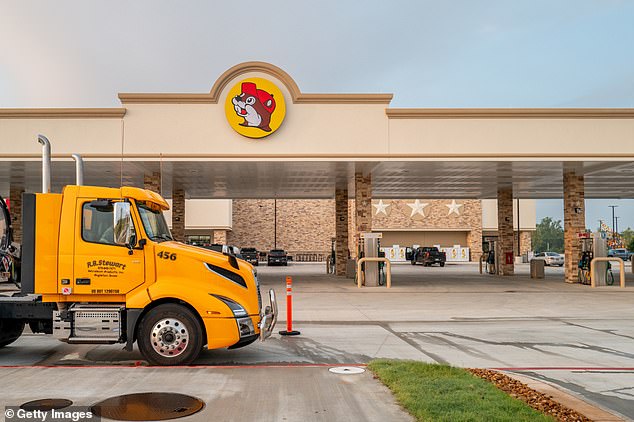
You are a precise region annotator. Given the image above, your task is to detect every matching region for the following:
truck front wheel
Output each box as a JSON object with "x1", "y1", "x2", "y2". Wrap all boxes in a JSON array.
[
  {"x1": 0, "y1": 319, "x2": 25, "y2": 348},
  {"x1": 137, "y1": 304, "x2": 203, "y2": 366}
]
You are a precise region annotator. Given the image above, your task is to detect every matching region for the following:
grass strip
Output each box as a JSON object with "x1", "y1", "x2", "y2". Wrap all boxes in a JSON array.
[{"x1": 368, "y1": 360, "x2": 554, "y2": 422}]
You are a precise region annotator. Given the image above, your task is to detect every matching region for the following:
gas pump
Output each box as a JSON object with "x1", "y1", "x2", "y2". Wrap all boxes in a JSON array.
[
  {"x1": 484, "y1": 240, "x2": 497, "y2": 275},
  {"x1": 577, "y1": 232, "x2": 609, "y2": 285},
  {"x1": 593, "y1": 230, "x2": 608, "y2": 285},
  {"x1": 578, "y1": 236, "x2": 593, "y2": 284},
  {"x1": 327, "y1": 237, "x2": 336, "y2": 274},
  {"x1": 358, "y1": 232, "x2": 382, "y2": 287}
]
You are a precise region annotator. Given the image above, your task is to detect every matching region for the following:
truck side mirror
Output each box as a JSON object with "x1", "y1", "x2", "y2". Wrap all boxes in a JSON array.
[{"x1": 113, "y1": 202, "x2": 133, "y2": 246}]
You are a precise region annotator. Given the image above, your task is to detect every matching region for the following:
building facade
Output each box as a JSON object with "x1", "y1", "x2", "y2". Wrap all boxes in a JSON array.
[
  {"x1": 169, "y1": 198, "x2": 535, "y2": 262},
  {"x1": 1, "y1": 61, "x2": 632, "y2": 281}
]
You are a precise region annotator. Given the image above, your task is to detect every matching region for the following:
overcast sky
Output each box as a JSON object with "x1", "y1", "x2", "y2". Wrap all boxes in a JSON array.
[{"x1": 2, "y1": 1, "x2": 634, "y2": 228}]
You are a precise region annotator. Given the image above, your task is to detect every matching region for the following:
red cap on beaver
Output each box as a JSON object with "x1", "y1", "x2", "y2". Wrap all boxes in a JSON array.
[{"x1": 241, "y1": 82, "x2": 276, "y2": 114}]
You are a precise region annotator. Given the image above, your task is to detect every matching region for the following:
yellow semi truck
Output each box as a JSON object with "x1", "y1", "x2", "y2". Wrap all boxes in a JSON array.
[{"x1": 0, "y1": 135, "x2": 277, "y2": 365}]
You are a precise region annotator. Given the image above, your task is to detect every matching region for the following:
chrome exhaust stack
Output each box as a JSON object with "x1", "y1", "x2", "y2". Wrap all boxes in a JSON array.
[
  {"x1": 71, "y1": 154, "x2": 84, "y2": 186},
  {"x1": 37, "y1": 135, "x2": 51, "y2": 194}
]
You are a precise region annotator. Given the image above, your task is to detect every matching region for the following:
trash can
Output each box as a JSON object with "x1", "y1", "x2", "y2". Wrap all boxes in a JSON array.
[
  {"x1": 530, "y1": 259, "x2": 545, "y2": 279},
  {"x1": 346, "y1": 258, "x2": 357, "y2": 279}
]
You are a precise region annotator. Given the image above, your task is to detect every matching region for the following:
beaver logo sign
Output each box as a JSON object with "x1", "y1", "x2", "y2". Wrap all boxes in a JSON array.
[{"x1": 225, "y1": 78, "x2": 286, "y2": 139}]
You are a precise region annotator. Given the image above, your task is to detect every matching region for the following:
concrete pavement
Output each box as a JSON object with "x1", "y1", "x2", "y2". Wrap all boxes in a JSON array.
[{"x1": 1, "y1": 262, "x2": 633, "y2": 420}]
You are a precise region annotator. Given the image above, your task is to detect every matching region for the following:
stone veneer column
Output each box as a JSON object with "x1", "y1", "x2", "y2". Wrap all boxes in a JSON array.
[
  {"x1": 171, "y1": 188, "x2": 185, "y2": 242},
  {"x1": 9, "y1": 185, "x2": 24, "y2": 244},
  {"x1": 143, "y1": 172, "x2": 161, "y2": 194},
  {"x1": 335, "y1": 188, "x2": 349, "y2": 276},
  {"x1": 354, "y1": 173, "x2": 372, "y2": 256},
  {"x1": 497, "y1": 186, "x2": 514, "y2": 275},
  {"x1": 467, "y1": 227, "x2": 483, "y2": 262},
  {"x1": 213, "y1": 230, "x2": 227, "y2": 245},
  {"x1": 514, "y1": 231, "x2": 532, "y2": 256},
  {"x1": 563, "y1": 169, "x2": 585, "y2": 283}
]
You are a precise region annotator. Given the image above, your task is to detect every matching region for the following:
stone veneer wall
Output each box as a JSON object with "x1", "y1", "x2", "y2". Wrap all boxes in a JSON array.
[
  {"x1": 9, "y1": 186, "x2": 23, "y2": 243},
  {"x1": 563, "y1": 170, "x2": 585, "y2": 283},
  {"x1": 335, "y1": 189, "x2": 349, "y2": 275},
  {"x1": 227, "y1": 199, "x2": 335, "y2": 257},
  {"x1": 213, "y1": 229, "x2": 227, "y2": 244},
  {"x1": 228, "y1": 198, "x2": 485, "y2": 261},
  {"x1": 171, "y1": 188, "x2": 185, "y2": 242},
  {"x1": 497, "y1": 187, "x2": 515, "y2": 276},
  {"x1": 372, "y1": 199, "x2": 483, "y2": 261},
  {"x1": 513, "y1": 231, "x2": 533, "y2": 256},
  {"x1": 143, "y1": 172, "x2": 161, "y2": 194}
]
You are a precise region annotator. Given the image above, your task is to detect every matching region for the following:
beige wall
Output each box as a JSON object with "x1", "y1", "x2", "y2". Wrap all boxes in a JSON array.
[
  {"x1": 482, "y1": 199, "x2": 536, "y2": 231},
  {"x1": 3, "y1": 65, "x2": 633, "y2": 161},
  {"x1": 380, "y1": 231, "x2": 468, "y2": 248},
  {"x1": 3, "y1": 113, "x2": 633, "y2": 160},
  {"x1": 0, "y1": 118, "x2": 123, "y2": 157},
  {"x1": 164, "y1": 199, "x2": 232, "y2": 229},
  {"x1": 121, "y1": 70, "x2": 388, "y2": 158},
  {"x1": 387, "y1": 118, "x2": 634, "y2": 157}
]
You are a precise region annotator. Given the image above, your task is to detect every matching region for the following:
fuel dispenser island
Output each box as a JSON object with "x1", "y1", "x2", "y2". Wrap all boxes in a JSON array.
[
  {"x1": 481, "y1": 240, "x2": 498, "y2": 275},
  {"x1": 356, "y1": 232, "x2": 391, "y2": 287},
  {"x1": 578, "y1": 231, "x2": 609, "y2": 285}
]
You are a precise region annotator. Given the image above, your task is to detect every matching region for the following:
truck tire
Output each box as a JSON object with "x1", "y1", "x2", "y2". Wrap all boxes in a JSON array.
[
  {"x1": 0, "y1": 319, "x2": 25, "y2": 348},
  {"x1": 137, "y1": 304, "x2": 203, "y2": 366},
  {"x1": 440, "y1": 262, "x2": 445, "y2": 267}
]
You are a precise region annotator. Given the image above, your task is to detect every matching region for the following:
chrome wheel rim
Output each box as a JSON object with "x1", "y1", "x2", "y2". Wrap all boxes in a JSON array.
[{"x1": 150, "y1": 318, "x2": 189, "y2": 358}]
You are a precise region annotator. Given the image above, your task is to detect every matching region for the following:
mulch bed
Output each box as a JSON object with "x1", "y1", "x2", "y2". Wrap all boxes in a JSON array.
[{"x1": 468, "y1": 369, "x2": 591, "y2": 422}]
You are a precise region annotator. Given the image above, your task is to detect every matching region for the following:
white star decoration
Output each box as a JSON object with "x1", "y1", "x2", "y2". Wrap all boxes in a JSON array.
[
  {"x1": 446, "y1": 200, "x2": 463, "y2": 216},
  {"x1": 406, "y1": 200, "x2": 429, "y2": 218},
  {"x1": 373, "y1": 200, "x2": 391, "y2": 216}
]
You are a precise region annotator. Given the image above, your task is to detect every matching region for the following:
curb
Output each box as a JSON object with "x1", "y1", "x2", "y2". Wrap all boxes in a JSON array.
[{"x1": 503, "y1": 372, "x2": 626, "y2": 422}]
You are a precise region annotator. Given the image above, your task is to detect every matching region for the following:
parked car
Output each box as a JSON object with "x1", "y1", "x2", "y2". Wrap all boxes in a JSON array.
[
  {"x1": 268, "y1": 249, "x2": 288, "y2": 266},
  {"x1": 534, "y1": 251, "x2": 564, "y2": 266},
  {"x1": 608, "y1": 248, "x2": 632, "y2": 261},
  {"x1": 241, "y1": 247, "x2": 259, "y2": 266},
  {"x1": 411, "y1": 246, "x2": 446, "y2": 267}
]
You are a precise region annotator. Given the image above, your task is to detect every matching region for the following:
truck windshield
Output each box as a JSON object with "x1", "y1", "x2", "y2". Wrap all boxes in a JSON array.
[{"x1": 137, "y1": 202, "x2": 173, "y2": 242}]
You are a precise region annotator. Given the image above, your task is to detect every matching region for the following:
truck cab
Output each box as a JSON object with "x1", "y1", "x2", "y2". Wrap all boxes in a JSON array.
[{"x1": 0, "y1": 184, "x2": 277, "y2": 365}]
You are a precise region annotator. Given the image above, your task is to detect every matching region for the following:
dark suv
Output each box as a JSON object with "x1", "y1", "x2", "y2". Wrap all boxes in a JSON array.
[
  {"x1": 267, "y1": 249, "x2": 288, "y2": 266},
  {"x1": 241, "y1": 247, "x2": 259, "y2": 266}
]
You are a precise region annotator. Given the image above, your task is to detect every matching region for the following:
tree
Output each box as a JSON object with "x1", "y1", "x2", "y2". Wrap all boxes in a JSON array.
[
  {"x1": 621, "y1": 227, "x2": 634, "y2": 250},
  {"x1": 533, "y1": 217, "x2": 564, "y2": 253}
]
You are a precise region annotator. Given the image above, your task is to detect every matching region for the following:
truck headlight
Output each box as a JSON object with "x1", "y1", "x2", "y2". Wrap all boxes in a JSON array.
[
  {"x1": 237, "y1": 317, "x2": 255, "y2": 337},
  {"x1": 211, "y1": 295, "x2": 248, "y2": 317}
]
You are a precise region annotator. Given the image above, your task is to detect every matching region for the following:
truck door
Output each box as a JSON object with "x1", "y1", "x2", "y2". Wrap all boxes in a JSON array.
[{"x1": 73, "y1": 199, "x2": 145, "y2": 296}]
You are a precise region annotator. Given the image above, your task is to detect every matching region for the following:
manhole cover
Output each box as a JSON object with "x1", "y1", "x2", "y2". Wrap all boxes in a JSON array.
[
  {"x1": 328, "y1": 366, "x2": 365, "y2": 375},
  {"x1": 91, "y1": 393, "x2": 204, "y2": 421},
  {"x1": 20, "y1": 399, "x2": 73, "y2": 411}
]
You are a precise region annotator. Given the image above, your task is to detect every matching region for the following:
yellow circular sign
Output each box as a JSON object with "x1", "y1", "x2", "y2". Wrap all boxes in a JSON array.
[{"x1": 225, "y1": 78, "x2": 286, "y2": 139}]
